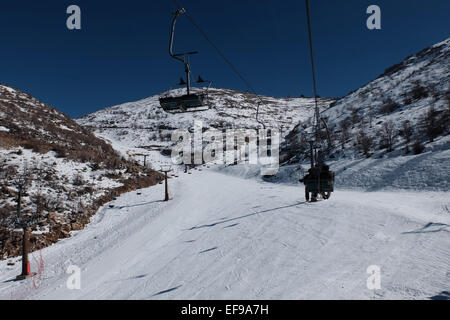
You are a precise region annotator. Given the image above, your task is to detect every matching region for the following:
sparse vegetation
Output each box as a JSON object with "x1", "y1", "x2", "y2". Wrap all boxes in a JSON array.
[
  {"x1": 350, "y1": 107, "x2": 361, "y2": 126},
  {"x1": 444, "y1": 90, "x2": 450, "y2": 134},
  {"x1": 382, "y1": 61, "x2": 403, "y2": 76},
  {"x1": 72, "y1": 173, "x2": 85, "y2": 186},
  {"x1": 377, "y1": 120, "x2": 396, "y2": 152},
  {"x1": 380, "y1": 98, "x2": 401, "y2": 114},
  {"x1": 337, "y1": 118, "x2": 351, "y2": 150},
  {"x1": 356, "y1": 130, "x2": 373, "y2": 158},
  {"x1": 400, "y1": 120, "x2": 414, "y2": 153},
  {"x1": 410, "y1": 84, "x2": 429, "y2": 100},
  {"x1": 423, "y1": 106, "x2": 443, "y2": 142},
  {"x1": 412, "y1": 139, "x2": 425, "y2": 155}
]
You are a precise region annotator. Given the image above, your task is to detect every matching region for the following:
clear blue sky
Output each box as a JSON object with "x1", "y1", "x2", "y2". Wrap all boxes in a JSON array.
[{"x1": 0, "y1": 0, "x2": 449, "y2": 118}]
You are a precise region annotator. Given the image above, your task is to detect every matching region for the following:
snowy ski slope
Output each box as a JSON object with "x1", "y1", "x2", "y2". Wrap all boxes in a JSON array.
[{"x1": 1, "y1": 168, "x2": 448, "y2": 300}]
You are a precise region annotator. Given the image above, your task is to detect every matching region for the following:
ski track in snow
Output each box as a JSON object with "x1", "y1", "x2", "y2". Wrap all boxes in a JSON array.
[{"x1": 0, "y1": 168, "x2": 449, "y2": 300}]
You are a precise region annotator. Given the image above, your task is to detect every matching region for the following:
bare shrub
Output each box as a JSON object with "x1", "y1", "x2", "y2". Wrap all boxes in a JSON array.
[
  {"x1": 400, "y1": 120, "x2": 414, "y2": 153},
  {"x1": 349, "y1": 107, "x2": 361, "y2": 126},
  {"x1": 380, "y1": 98, "x2": 401, "y2": 114},
  {"x1": 339, "y1": 120, "x2": 350, "y2": 150},
  {"x1": 52, "y1": 145, "x2": 66, "y2": 158},
  {"x1": 423, "y1": 106, "x2": 444, "y2": 142},
  {"x1": 356, "y1": 130, "x2": 373, "y2": 157},
  {"x1": 378, "y1": 120, "x2": 397, "y2": 152},
  {"x1": 412, "y1": 140, "x2": 425, "y2": 155},
  {"x1": 443, "y1": 90, "x2": 450, "y2": 134},
  {"x1": 73, "y1": 173, "x2": 85, "y2": 186},
  {"x1": 410, "y1": 84, "x2": 429, "y2": 100}
]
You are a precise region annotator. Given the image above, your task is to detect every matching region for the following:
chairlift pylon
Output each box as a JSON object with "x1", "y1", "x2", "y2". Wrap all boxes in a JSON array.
[{"x1": 159, "y1": 8, "x2": 211, "y2": 113}]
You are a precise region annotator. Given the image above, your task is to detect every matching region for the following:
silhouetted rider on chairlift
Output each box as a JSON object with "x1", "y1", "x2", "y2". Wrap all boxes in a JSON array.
[
  {"x1": 300, "y1": 164, "x2": 333, "y2": 202},
  {"x1": 300, "y1": 167, "x2": 318, "y2": 202}
]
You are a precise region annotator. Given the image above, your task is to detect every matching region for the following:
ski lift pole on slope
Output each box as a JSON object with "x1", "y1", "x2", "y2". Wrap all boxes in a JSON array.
[
  {"x1": 160, "y1": 165, "x2": 173, "y2": 201},
  {"x1": 13, "y1": 175, "x2": 37, "y2": 280},
  {"x1": 134, "y1": 153, "x2": 149, "y2": 168}
]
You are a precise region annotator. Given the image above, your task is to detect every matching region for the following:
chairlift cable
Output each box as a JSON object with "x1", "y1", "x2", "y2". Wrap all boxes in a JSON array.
[
  {"x1": 305, "y1": 0, "x2": 321, "y2": 141},
  {"x1": 305, "y1": 0, "x2": 326, "y2": 199},
  {"x1": 170, "y1": 0, "x2": 266, "y2": 108}
]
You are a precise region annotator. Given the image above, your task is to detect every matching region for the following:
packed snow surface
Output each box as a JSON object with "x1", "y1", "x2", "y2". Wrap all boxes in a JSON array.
[{"x1": 1, "y1": 168, "x2": 449, "y2": 300}]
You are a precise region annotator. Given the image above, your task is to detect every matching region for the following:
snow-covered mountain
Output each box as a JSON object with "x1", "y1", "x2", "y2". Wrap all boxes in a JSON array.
[
  {"x1": 0, "y1": 41, "x2": 449, "y2": 301},
  {"x1": 77, "y1": 36, "x2": 450, "y2": 191},
  {"x1": 0, "y1": 85, "x2": 162, "y2": 259},
  {"x1": 77, "y1": 88, "x2": 335, "y2": 151},
  {"x1": 280, "y1": 38, "x2": 450, "y2": 191}
]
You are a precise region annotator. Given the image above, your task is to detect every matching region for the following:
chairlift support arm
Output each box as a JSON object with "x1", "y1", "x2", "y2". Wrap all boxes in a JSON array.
[
  {"x1": 169, "y1": 8, "x2": 193, "y2": 95},
  {"x1": 169, "y1": 9, "x2": 186, "y2": 63}
]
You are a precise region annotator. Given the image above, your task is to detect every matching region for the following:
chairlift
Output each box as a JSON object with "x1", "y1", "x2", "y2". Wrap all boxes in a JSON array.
[
  {"x1": 297, "y1": 0, "x2": 335, "y2": 202},
  {"x1": 159, "y1": 8, "x2": 211, "y2": 113}
]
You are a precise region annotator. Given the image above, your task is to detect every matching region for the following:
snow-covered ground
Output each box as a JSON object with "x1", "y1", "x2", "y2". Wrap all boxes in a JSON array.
[{"x1": 1, "y1": 167, "x2": 448, "y2": 300}]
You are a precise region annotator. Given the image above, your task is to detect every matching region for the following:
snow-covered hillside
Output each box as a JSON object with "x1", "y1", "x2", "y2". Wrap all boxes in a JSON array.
[
  {"x1": 281, "y1": 38, "x2": 450, "y2": 191},
  {"x1": 0, "y1": 85, "x2": 162, "y2": 259},
  {"x1": 77, "y1": 39, "x2": 450, "y2": 192},
  {"x1": 77, "y1": 88, "x2": 334, "y2": 152}
]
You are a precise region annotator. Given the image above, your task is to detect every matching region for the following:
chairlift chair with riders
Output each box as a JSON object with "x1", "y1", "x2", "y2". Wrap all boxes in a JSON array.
[
  {"x1": 159, "y1": 8, "x2": 211, "y2": 113},
  {"x1": 299, "y1": 0, "x2": 335, "y2": 202}
]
